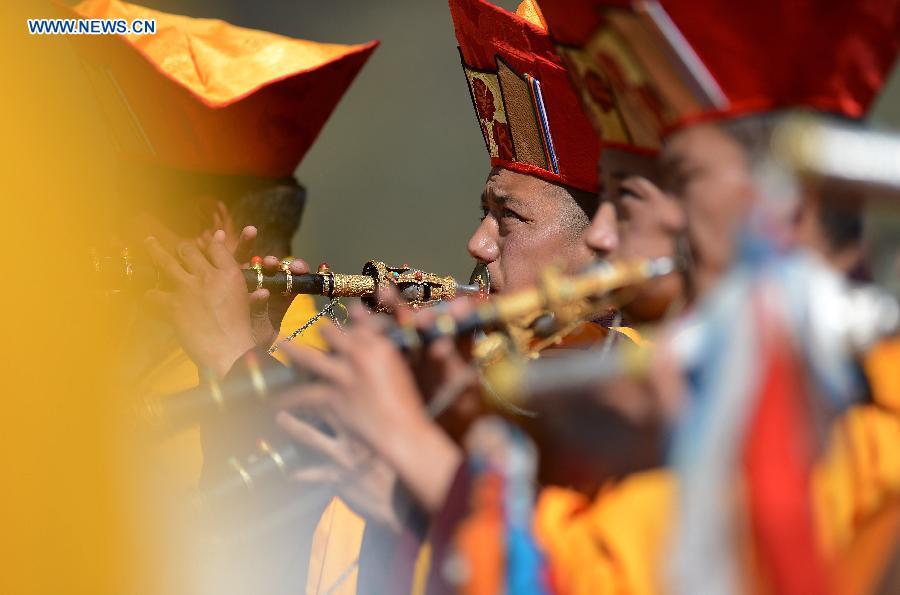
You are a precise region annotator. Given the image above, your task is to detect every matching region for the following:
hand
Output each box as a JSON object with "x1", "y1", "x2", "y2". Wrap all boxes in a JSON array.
[
  {"x1": 405, "y1": 299, "x2": 484, "y2": 440},
  {"x1": 275, "y1": 410, "x2": 403, "y2": 532},
  {"x1": 248, "y1": 256, "x2": 310, "y2": 349},
  {"x1": 198, "y1": 223, "x2": 258, "y2": 266},
  {"x1": 144, "y1": 230, "x2": 255, "y2": 377},
  {"x1": 199, "y1": 225, "x2": 305, "y2": 349},
  {"x1": 275, "y1": 305, "x2": 430, "y2": 449},
  {"x1": 275, "y1": 306, "x2": 462, "y2": 514}
]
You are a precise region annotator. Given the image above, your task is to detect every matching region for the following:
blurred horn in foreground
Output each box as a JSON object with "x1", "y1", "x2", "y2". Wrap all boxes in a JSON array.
[
  {"x1": 394, "y1": 257, "x2": 679, "y2": 353},
  {"x1": 481, "y1": 343, "x2": 651, "y2": 406},
  {"x1": 485, "y1": 278, "x2": 900, "y2": 407},
  {"x1": 141, "y1": 258, "x2": 675, "y2": 438},
  {"x1": 134, "y1": 349, "x2": 302, "y2": 438}
]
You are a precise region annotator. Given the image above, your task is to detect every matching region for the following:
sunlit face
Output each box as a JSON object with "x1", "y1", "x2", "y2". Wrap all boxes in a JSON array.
[
  {"x1": 585, "y1": 149, "x2": 685, "y2": 321},
  {"x1": 661, "y1": 123, "x2": 756, "y2": 298},
  {"x1": 467, "y1": 168, "x2": 595, "y2": 294}
]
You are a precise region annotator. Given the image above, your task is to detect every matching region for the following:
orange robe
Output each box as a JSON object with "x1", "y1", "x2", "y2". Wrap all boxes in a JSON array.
[
  {"x1": 534, "y1": 471, "x2": 674, "y2": 595},
  {"x1": 816, "y1": 339, "x2": 900, "y2": 595}
]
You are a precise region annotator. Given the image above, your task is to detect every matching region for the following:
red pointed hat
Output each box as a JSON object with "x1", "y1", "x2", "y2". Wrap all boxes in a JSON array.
[
  {"x1": 450, "y1": 0, "x2": 601, "y2": 193},
  {"x1": 63, "y1": 0, "x2": 378, "y2": 178},
  {"x1": 539, "y1": 0, "x2": 899, "y2": 148}
]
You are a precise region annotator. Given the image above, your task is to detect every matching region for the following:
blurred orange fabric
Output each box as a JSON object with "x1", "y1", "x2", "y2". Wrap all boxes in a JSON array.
[
  {"x1": 64, "y1": 0, "x2": 377, "y2": 177},
  {"x1": 73, "y1": 0, "x2": 372, "y2": 107}
]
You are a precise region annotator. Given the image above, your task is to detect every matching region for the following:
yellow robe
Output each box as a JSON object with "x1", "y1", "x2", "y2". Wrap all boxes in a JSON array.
[{"x1": 138, "y1": 295, "x2": 364, "y2": 595}]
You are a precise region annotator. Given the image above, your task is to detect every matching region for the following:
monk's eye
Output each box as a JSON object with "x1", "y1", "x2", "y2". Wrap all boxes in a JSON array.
[{"x1": 501, "y1": 208, "x2": 527, "y2": 223}]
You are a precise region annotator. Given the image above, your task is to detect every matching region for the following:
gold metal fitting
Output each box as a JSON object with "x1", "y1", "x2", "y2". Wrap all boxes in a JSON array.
[
  {"x1": 331, "y1": 273, "x2": 377, "y2": 297},
  {"x1": 281, "y1": 258, "x2": 293, "y2": 295},
  {"x1": 251, "y1": 261, "x2": 263, "y2": 291}
]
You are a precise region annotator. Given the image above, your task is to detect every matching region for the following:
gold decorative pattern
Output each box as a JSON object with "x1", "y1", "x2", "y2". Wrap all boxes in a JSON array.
[
  {"x1": 251, "y1": 262, "x2": 264, "y2": 291},
  {"x1": 464, "y1": 68, "x2": 508, "y2": 158},
  {"x1": 439, "y1": 275, "x2": 458, "y2": 301},
  {"x1": 281, "y1": 259, "x2": 293, "y2": 296},
  {"x1": 319, "y1": 273, "x2": 333, "y2": 296},
  {"x1": 300, "y1": 261, "x2": 467, "y2": 308},
  {"x1": 331, "y1": 273, "x2": 377, "y2": 297}
]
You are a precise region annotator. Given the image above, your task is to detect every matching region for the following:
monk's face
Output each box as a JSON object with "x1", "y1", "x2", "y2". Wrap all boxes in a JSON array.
[
  {"x1": 584, "y1": 149, "x2": 685, "y2": 321},
  {"x1": 661, "y1": 123, "x2": 756, "y2": 298},
  {"x1": 467, "y1": 168, "x2": 595, "y2": 294}
]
